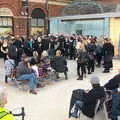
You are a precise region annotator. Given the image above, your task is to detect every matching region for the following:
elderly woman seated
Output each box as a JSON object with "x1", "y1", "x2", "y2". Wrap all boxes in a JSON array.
[
  {"x1": 16, "y1": 56, "x2": 40, "y2": 95},
  {"x1": 0, "y1": 86, "x2": 15, "y2": 120}
]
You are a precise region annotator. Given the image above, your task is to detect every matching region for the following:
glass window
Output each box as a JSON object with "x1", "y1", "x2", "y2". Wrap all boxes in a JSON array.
[
  {"x1": 38, "y1": 19, "x2": 44, "y2": 27},
  {"x1": 0, "y1": 18, "x2": 2, "y2": 26},
  {"x1": 0, "y1": 17, "x2": 12, "y2": 27},
  {"x1": 31, "y1": 18, "x2": 44, "y2": 27},
  {"x1": 2, "y1": 17, "x2": 8, "y2": 26},
  {"x1": 7, "y1": 18, "x2": 12, "y2": 26},
  {"x1": 31, "y1": 19, "x2": 37, "y2": 27}
]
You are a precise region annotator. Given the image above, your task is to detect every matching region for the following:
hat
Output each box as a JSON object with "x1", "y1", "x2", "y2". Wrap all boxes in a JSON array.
[{"x1": 90, "y1": 76, "x2": 100, "y2": 85}]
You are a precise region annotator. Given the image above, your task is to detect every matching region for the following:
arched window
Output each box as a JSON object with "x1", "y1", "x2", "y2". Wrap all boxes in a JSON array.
[
  {"x1": 0, "y1": 8, "x2": 13, "y2": 35},
  {"x1": 31, "y1": 8, "x2": 45, "y2": 34}
]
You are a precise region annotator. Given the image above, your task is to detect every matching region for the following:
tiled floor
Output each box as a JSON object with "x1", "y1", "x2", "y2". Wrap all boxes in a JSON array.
[{"x1": 0, "y1": 59, "x2": 120, "y2": 120}]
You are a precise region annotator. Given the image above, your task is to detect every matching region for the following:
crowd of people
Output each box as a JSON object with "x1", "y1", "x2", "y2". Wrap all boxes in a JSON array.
[
  {"x1": 0, "y1": 33, "x2": 120, "y2": 120},
  {"x1": 0, "y1": 34, "x2": 115, "y2": 93}
]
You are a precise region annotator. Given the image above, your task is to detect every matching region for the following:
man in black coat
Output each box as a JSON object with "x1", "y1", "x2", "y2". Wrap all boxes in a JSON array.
[
  {"x1": 102, "y1": 39, "x2": 114, "y2": 73},
  {"x1": 81, "y1": 76, "x2": 105, "y2": 119}
]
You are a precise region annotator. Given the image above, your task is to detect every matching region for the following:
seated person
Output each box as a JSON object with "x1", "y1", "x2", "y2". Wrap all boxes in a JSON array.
[
  {"x1": 51, "y1": 50, "x2": 68, "y2": 80},
  {"x1": 30, "y1": 58, "x2": 39, "y2": 78},
  {"x1": 81, "y1": 76, "x2": 105, "y2": 120},
  {"x1": 30, "y1": 58, "x2": 45, "y2": 88},
  {"x1": 38, "y1": 60, "x2": 46, "y2": 80},
  {"x1": 41, "y1": 50, "x2": 50, "y2": 75},
  {"x1": 0, "y1": 86, "x2": 15, "y2": 120},
  {"x1": 32, "y1": 51, "x2": 40, "y2": 64},
  {"x1": 104, "y1": 71, "x2": 120, "y2": 90},
  {"x1": 4, "y1": 55, "x2": 15, "y2": 83},
  {"x1": 16, "y1": 56, "x2": 40, "y2": 95}
]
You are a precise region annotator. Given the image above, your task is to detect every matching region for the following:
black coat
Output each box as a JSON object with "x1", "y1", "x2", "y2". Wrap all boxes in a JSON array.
[
  {"x1": 77, "y1": 50, "x2": 89, "y2": 64},
  {"x1": 41, "y1": 39, "x2": 49, "y2": 51},
  {"x1": 102, "y1": 43, "x2": 114, "y2": 62},
  {"x1": 8, "y1": 44, "x2": 18, "y2": 60},
  {"x1": 51, "y1": 56, "x2": 67, "y2": 73},
  {"x1": 104, "y1": 73, "x2": 120, "y2": 90},
  {"x1": 82, "y1": 85, "x2": 105, "y2": 118}
]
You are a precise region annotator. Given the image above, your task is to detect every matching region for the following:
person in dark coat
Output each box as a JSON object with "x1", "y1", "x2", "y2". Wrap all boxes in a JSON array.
[
  {"x1": 76, "y1": 43, "x2": 89, "y2": 80},
  {"x1": 49, "y1": 38, "x2": 55, "y2": 59},
  {"x1": 1, "y1": 39, "x2": 8, "y2": 61},
  {"x1": 24, "y1": 38, "x2": 33, "y2": 57},
  {"x1": 41, "y1": 37, "x2": 50, "y2": 51},
  {"x1": 64, "y1": 37, "x2": 70, "y2": 59},
  {"x1": 8, "y1": 40, "x2": 19, "y2": 66},
  {"x1": 69, "y1": 37, "x2": 75, "y2": 60},
  {"x1": 95, "y1": 42, "x2": 103, "y2": 67},
  {"x1": 51, "y1": 50, "x2": 68, "y2": 80},
  {"x1": 58, "y1": 35, "x2": 65, "y2": 56},
  {"x1": 81, "y1": 76, "x2": 105, "y2": 119},
  {"x1": 104, "y1": 72, "x2": 120, "y2": 90},
  {"x1": 13, "y1": 37, "x2": 23, "y2": 59},
  {"x1": 102, "y1": 38, "x2": 114, "y2": 73},
  {"x1": 86, "y1": 41, "x2": 96, "y2": 74}
]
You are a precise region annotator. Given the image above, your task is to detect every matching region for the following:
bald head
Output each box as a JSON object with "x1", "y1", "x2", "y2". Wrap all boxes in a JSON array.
[{"x1": 0, "y1": 87, "x2": 7, "y2": 107}]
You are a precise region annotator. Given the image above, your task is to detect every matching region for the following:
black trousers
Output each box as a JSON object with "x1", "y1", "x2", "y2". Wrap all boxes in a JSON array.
[
  {"x1": 96, "y1": 54, "x2": 102, "y2": 65},
  {"x1": 77, "y1": 63, "x2": 86, "y2": 78},
  {"x1": 104, "y1": 60, "x2": 112, "y2": 71},
  {"x1": 87, "y1": 60, "x2": 95, "y2": 73}
]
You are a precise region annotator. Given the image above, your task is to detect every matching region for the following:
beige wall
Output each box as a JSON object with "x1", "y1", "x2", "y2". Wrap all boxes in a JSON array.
[{"x1": 110, "y1": 18, "x2": 120, "y2": 56}]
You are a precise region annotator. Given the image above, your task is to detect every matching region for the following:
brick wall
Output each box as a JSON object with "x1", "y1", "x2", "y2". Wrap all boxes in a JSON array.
[{"x1": 0, "y1": 0, "x2": 20, "y2": 16}]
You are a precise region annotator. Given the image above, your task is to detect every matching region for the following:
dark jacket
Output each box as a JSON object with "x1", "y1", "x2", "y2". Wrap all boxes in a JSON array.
[
  {"x1": 102, "y1": 43, "x2": 114, "y2": 62},
  {"x1": 112, "y1": 89, "x2": 120, "y2": 120},
  {"x1": 16, "y1": 61, "x2": 32, "y2": 78},
  {"x1": 77, "y1": 50, "x2": 89, "y2": 64},
  {"x1": 82, "y1": 85, "x2": 105, "y2": 118},
  {"x1": 51, "y1": 56, "x2": 67, "y2": 73},
  {"x1": 86, "y1": 43, "x2": 96, "y2": 53},
  {"x1": 8, "y1": 44, "x2": 18, "y2": 60},
  {"x1": 104, "y1": 74, "x2": 120, "y2": 90}
]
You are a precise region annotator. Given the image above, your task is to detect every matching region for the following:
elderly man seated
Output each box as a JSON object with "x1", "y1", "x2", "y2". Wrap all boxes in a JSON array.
[
  {"x1": 16, "y1": 56, "x2": 40, "y2": 95},
  {"x1": 80, "y1": 76, "x2": 105, "y2": 120},
  {"x1": 0, "y1": 86, "x2": 15, "y2": 120}
]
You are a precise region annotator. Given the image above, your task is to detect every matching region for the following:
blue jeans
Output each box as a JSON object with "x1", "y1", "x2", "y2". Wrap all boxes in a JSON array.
[{"x1": 17, "y1": 73, "x2": 39, "y2": 89}]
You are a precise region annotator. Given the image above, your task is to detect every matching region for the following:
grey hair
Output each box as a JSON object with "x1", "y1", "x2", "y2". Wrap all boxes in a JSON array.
[{"x1": 0, "y1": 87, "x2": 6, "y2": 106}]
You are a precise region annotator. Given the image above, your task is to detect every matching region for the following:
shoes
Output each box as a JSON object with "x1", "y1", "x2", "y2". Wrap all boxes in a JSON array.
[
  {"x1": 96, "y1": 64, "x2": 101, "y2": 67},
  {"x1": 84, "y1": 74, "x2": 87, "y2": 78},
  {"x1": 103, "y1": 71, "x2": 110, "y2": 73},
  {"x1": 80, "y1": 77, "x2": 83, "y2": 80},
  {"x1": 77, "y1": 77, "x2": 83, "y2": 80},
  {"x1": 65, "y1": 76, "x2": 68, "y2": 80},
  {"x1": 88, "y1": 72, "x2": 91, "y2": 74},
  {"x1": 29, "y1": 90, "x2": 37, "y2": 95},
  {"x1": 37, "y1": 83, "x2": 45, "y2": 88}
]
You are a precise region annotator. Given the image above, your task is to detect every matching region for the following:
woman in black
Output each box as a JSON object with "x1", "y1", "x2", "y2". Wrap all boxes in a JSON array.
[{"x1": 1, "y1": 39, "x2": 8, "y2": 61}]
